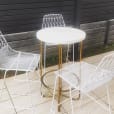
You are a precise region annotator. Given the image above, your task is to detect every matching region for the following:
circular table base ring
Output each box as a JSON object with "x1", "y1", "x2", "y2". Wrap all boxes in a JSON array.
[{"x1": 41, "y1": 69, "x2": 80, "y2": 100}]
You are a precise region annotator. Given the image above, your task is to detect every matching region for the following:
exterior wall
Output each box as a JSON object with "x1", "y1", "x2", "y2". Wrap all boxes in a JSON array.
[
  {"x1": 1, "y1": 0, "x2": 114, "y2": 33},
  {"x1": 0, "y1": 0, "x2": 75, "y2": 34},
  {"x1": 80, "y1": 0, "x2": 114, "y2": 23},
  {"x1": 108, "y1": 19, "x2": 114, "y2": 44},
  {"x1": 0, "y1": 0, "x2": 114, "y2": 56},
  {"x1": 4, "y1": 19, "x2": 114, "y2": 55}
]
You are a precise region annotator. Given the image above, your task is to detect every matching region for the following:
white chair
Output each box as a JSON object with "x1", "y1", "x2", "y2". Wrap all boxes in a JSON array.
[
  {"x1": 51, "y1": 52, "x2": 114, "y2": 114},
  {"x1": 42, "y1": 14, "x2": 71, "y2": 72},
  {"x1": 0, "y1": 31, "x2": 40, "y2": 114}
]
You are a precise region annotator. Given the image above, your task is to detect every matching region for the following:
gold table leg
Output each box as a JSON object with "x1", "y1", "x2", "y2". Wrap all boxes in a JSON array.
[
  {"x1": 58, "y1": 45, "x2": 62, "y2": 112},
  {"x1": 40, "y1": 41, "x2": 83, "y2": 111}
]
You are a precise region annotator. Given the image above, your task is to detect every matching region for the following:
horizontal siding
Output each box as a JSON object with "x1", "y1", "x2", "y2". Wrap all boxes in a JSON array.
[
  {"x1": 5, "y1": 31, "x2": 68, "y2": 56},
  {"x1": 0, "y1": 0, "x2": 75, "y2": 34},
  {"x1": 4, "y1": 19, "x2": 114, "y2": 58},
  {"x1": 0, "y1": 0, "x2": 114, "y2": 58},
  {"x1": 5, "y1": 31, "x2": 40, "y2": 53},
  {"x1": 108, "y1": 19, "x2": 114, "y2": 44},
  {"x1": 0, "y1": 0, "x2": 76, "y2": 58},
  {"x1": 80, "y1": 21, "x2": 107, "y2": 49},
  {"x1": 81, "y1": 0, "x2": 114, "y2": 23},
  {"x1": 1, "y1": 0, "x2": 114, "y2": 33}
]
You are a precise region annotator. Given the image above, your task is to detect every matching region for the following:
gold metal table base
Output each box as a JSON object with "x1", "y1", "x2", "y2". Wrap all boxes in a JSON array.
[
  {"x1": 58, "y1": 45, "x2": 62, "y2": 112},
  {"x1": 40, "y1": 42, "x2": 83, "y2": 112}
]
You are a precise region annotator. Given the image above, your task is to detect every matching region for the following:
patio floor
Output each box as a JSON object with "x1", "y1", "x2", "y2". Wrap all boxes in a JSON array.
[{"x1": 0, "y1": 51, "x2": 114, "y2": 114}]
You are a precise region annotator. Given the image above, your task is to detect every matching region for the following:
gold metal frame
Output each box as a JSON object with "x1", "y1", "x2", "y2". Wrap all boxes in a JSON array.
[
  {"x1": 58, "y1": 45, "x2": 62, "y2": 111},
  {"x1": 40, "y1": 41, "x2": 83, "y2": 112}
]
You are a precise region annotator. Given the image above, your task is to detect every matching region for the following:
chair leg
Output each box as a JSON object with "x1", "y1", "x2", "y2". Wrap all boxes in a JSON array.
[
  {"x1": 26, "y1": 71, "x2": 35, "y2": 114},
  {"x1": 69, "y1": 86, "x2": 74, "y2": 114},
  {"x1": 50, "y1": 76, "x2": 58, "y2": 114},
  {"x1": 77, "y1": 90, "x2": 81, "y2": 100},
  {"x1": 0, "y1": 77, "x2": 5, "y2": 99},
  {"x1": 35, "y1": 66, "x2": 41, "y2": 82},
  {"x1": 4, "y1": 70, "x2": 17, "y2": 114},
  {"x1": 78, "y1": 92, "x2": 83, "y2": 114},
  {"x1": 83, "y1": 90, "x2": 110, "y2": 112},
  {"x1": 13, "y1": 69, "x2": 18, "y2": 81},
  {"x1": 105, "y1": 84, "x2": 112, "y2": 114}
]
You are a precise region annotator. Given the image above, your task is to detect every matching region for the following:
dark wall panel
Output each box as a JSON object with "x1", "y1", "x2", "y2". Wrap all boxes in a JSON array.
[
  {"x1": 81, "y1": 0, "x2": 114, "y2": 23},
  {"x1": 0, "y1": 0, "x2": 75, "y2": 34},
  {"x1": 1, "y1": 0, "x2": 114, "y2": 57},
  {"x1": 0, "y1": 0, "x2": 114, "y2": 33}
]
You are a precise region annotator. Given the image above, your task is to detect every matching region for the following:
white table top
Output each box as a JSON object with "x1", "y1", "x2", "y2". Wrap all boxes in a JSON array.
[{"x1": 36, "y1": 27, "x2": 86, "y2": 45}]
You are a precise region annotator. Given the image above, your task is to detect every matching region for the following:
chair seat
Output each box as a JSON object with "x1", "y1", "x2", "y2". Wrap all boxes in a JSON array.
[
  {"x1": 0, "y1": 51, "x2": 40, "y2": 71},
  {"x1": 55, "y1": 62, "x2": 114, "y2": 93}
]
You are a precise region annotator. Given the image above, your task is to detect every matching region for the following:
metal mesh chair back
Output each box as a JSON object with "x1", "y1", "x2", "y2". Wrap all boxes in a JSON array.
[
  {"x1": 41, "y1": 14, "x2": 68, "y2": 72},
  {"x1": 97, "y1": 52, "x2": 114, "y2": 72},
  {"x1": 0, "y1": 31, "x2": 40, "y2": 71},
  {"x1": 0, "y1": 31, "x2": 13, "y2": 57},
  {"x1": 0, "y1": 31, "x2": 16, "y2": 55},
  {"x1": 42, "y1": 14, "x2": 65, "y2": 28},
  {"x1": 0, "y1": 31, "x2": 8, "y2": 49},
  {"x1": 0, "y1": 31, "x2": 19, "y2": 69}
]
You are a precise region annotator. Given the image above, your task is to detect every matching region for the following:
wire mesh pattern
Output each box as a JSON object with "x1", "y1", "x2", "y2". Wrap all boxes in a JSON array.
[
  {"x1": 97, "y1": 52, "x2": 114, "y2": 72},
  {"x1": 0, "y1": 31, "x2": 40, "y2": 114},
  {"x1": 42, "y1": 14, "x2": 67, "y2": 73},
  {"x1": 42, "y1": 14, "x2": 65, "y2": 28},
  {"x1": 51, "y1": 52, "x2": 114, "y2": 114},
  {"x1": 0, "y1": 31, "x2": 40, "y2": 71},
  {"x1": 0, "y1": 31, "x2": 8, "y2": 49},
  {"x1": 55, "y1": 61, "x2": 113, "y2": 92}
]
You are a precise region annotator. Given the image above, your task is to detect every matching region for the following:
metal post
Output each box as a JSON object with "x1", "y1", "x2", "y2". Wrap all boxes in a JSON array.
[
  {"x1": 70, "y1": 0, "x2": 81, "y2": 61},
  {"x1": 104, "y1": 20, "x2": 110, "y2": 46},
  {"x1": 58, "y1": 45, "x2": 62, "y2": 112},
  {"x1": 73, "y1": 0, "x2": 80, "y2": 27}
]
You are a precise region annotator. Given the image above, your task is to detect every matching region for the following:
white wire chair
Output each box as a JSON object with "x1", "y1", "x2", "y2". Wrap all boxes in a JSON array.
[
  {"x1": 0, "y1": 31, "x2": 40, "y2": 114},
  {"x1": 42, "y1": 14, "x2": 65, "y2": 28},
  {"x1": 42, "y1": 14, "x2": 71, "y2": 72},
  {"x1": 51, "y1": 52, "x2": 114, "y2": 114}
]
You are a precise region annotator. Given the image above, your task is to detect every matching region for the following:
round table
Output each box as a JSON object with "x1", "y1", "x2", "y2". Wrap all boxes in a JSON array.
[
  {"x1": 37, "y1": 27, "x2": 86, "y2": 45},
  {"x1": 36, "y1": 27, "x2": 86, "y2": 111}
]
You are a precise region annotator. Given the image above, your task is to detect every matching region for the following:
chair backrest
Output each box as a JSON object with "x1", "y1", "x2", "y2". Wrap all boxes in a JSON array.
[
  {"x1": 97, "y1": 52, "x2": 114, "y2": 72},
  {"x1": 42, "y1": 14, "x2": 65, "y2": 28},
  {"x1": 0, "y1": 31, "x2": 8, "y2": 50},
  {"x1": 0, "y1": 31, "x2": 12, "y2": 58}
]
